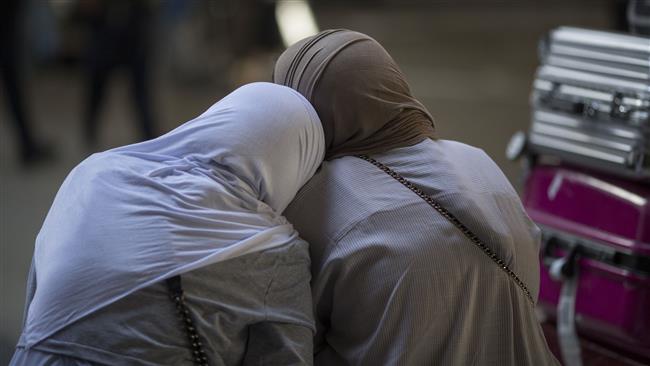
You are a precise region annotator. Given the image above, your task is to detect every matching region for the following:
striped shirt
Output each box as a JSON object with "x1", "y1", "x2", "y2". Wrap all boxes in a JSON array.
[{"x1": 285, "y1": 139, "x2": 559, "y2": 365}]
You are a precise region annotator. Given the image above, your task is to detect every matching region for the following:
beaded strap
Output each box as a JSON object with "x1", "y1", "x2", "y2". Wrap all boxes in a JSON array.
[
  {"x1": 166, "y1": 276, "x2": 210, "y2": 366},
  {"x1": 357, "y1": 155, "x2": 535, "y2": 304}
]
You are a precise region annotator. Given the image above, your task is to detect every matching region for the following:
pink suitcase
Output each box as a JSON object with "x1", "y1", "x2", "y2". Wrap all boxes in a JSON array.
[{"x1": 523, "y1": 164, "x2": 650, "y2": 362}]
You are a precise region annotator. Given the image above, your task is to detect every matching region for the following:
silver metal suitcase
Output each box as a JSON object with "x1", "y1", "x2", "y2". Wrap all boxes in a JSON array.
[{"x1": 519, "y1": 27, "x2": 650, "y2": 180}]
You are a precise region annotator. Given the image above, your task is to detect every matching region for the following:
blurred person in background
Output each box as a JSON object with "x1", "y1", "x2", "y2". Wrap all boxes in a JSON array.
[
  {"x1": 10, "y1": 83, "x2": 323, "y2": 366},
  {"x1": 274, "y1": 29, "x2": 560, "y2": 365},
  {"x1": 1, "y1": 0, "x2": 53, "y2": 165},
  {"x1": 226, "y1": 0, "x2": 284, "y2": 85},
  {"x1": 79, "y1": 0, "x2": 156, "y2": 147}
]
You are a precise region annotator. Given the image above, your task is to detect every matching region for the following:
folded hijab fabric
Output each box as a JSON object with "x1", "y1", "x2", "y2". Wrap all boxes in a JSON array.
[
  {"x1": 273, "y1": 29, "x2": 436, "y2": 159},
  {"x1": 23, "y1": 82, "x2": 325, "y2": 346}
]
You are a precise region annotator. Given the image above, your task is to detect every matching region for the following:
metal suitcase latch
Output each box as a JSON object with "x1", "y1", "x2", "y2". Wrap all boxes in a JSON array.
[
  {"x1": 549, "y1": 244, "x2": 582, "y2": 281},
  {"x1": 542, "y1": 82, "x2": 585, "y2": 115},
  {"x1": 610, "y1": 92, "x2": 630, "y2": 120},
  {"x1": 541, "y1": 228, "x2": 650, "y2": 276}
]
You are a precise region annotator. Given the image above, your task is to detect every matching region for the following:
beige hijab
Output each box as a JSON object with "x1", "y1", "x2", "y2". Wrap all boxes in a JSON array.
[{"x1": 274, "y1": 29, "x2": 436, "y2": 159}]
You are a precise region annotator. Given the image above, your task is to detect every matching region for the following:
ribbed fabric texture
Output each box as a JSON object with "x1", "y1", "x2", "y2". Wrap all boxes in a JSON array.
[
  {"x1": 12, "y1": 241, "x2": 314, "y2": 366},
  {"x1": 285, "y1": 138, "x2": 559, "y2": 365}
]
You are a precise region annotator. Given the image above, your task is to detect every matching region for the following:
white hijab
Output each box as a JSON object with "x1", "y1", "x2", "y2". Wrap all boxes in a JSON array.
[{"x1": 23, "y1": 82, "x2": 325, "y2": 346}]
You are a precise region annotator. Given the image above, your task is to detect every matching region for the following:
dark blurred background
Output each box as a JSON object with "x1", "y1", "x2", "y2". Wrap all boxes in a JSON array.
[{"x1": 0, "y1": 0, "x2": 625, "y2": 362}]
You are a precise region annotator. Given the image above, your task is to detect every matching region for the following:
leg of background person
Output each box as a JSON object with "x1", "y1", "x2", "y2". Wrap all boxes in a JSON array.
[
  {"x1": 126, "y1": 0, "x2": 155, "y2": 142},
  {"x1": 83, "y1": 58, "x2": 111, "y2": 148},
  {"x1": 0, "y1": 0, "x2": 52, "y2": 164},
  {"x1": 0, "y1": 52, "x2": 37, "y2": 162},
  {"x1": 129, "y1": 50, "x2": 155, "y2": 141}
]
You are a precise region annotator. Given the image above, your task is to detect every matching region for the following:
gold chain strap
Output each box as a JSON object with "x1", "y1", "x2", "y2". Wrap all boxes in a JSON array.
[{"x1": 357, "y1": 155, "x2": 535, "y2": 304}]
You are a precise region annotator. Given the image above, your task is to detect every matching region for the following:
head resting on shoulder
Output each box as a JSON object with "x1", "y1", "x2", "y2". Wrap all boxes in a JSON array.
[{"x1": 273, "y1": 29, "x2": 436, "y2": 160}]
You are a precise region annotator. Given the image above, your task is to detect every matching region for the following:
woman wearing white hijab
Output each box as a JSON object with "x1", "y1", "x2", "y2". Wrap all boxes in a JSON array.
[{"x1": 10, "y1": 82, "x2": 325, "y2": 365}]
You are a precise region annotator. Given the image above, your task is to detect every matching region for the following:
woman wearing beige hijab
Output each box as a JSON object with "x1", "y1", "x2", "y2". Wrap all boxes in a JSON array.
[{"x1": 274, "y1": 29, "x2": 559, "y2": 365}]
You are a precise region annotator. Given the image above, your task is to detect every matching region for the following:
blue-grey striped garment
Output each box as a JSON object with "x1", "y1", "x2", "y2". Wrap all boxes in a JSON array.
[
  {"x1": 11, "y1": 240, "x2": 314, "y2": 366},
  {"x1": 285, "y1": 139, "x2": 560, "y2": 365}
]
